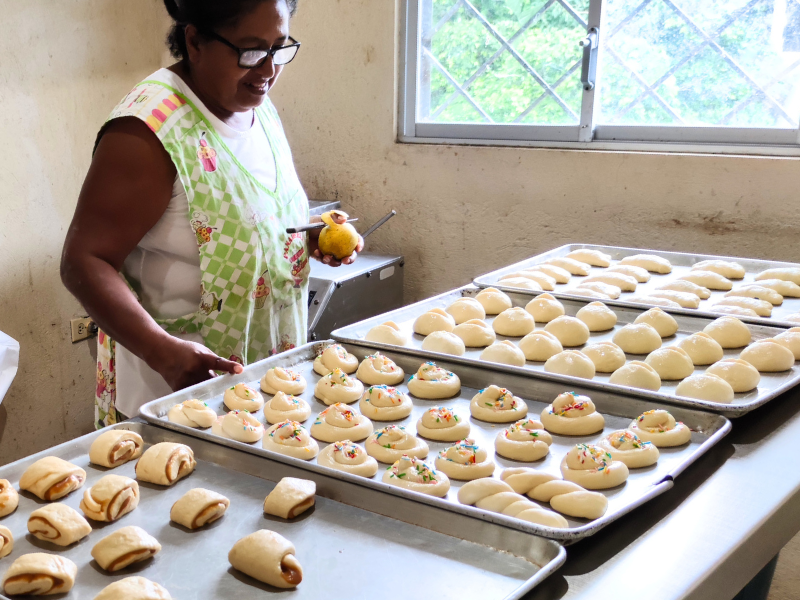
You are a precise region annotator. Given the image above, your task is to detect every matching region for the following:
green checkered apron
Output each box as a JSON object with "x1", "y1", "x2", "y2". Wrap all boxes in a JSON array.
[{"x1": 94, "y1": 80, "x2": 309, "y2": 428}]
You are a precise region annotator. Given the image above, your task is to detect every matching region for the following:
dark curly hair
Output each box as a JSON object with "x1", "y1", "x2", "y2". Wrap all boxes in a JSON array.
[{"x1": 164, "y1": 0, "x2": 298, "y2": 60}]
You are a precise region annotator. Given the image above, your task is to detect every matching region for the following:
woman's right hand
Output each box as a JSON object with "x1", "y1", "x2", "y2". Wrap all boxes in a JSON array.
[{"x1": 150, "y1": 338, "x2": 244, "y2": 392}]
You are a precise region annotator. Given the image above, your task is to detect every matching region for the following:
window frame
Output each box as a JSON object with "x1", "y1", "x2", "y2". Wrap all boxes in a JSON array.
[{"x1": 398, "y1": 0, "x2": 800, "y2": 156}]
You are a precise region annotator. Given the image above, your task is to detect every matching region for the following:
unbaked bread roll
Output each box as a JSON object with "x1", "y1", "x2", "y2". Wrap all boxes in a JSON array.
[
  {"x1": 500, "y1": 270, "x2": 556, "y2": 290},
  {"x1": 692, "y1": 259, "x2": 745, "y2": 279},
  {"x1": 714, "y1": 297, "x2": 773, "y2": 317},
  {"x1": 452, "y1": 319, "x2": 496, "y2": 347},
  {"x1": 609, "y1": 360, "x2": 661, "y2": 391},
  {"x1": 264, "y1": 391, "x2": 311, "y2": 424},
  {"x1": 676, "y1": 373, "x2": 734, "y2": 402},
  {"x1": 435, "y1": 438, "x2": 495, "y2": 480},
  {"x1": 560, "y1": 444, "x2": 629, "y2": 490},
  {"x1": 135, "y1": 442, "x2": 196, "y2": 486},
  {"x1": 80, "y1": 474, "x2": 139, "y2": 522},
  {"x1": 727, "y1": 285, "x2": 783, "y2": 305},
  {"x1": 500, "y1": 468, "x2": 607, "y2": 520},
  {"x1": 750, "y1": 279, "x2": 800, "y2": 298},
  {"x1": 678, "y1": 332, "x2": 724, "y2": 365},
  {"x1": 211, "y1": 410, "x2": 265, "y2": 443},
  {"x1": 475, "y1": 287, "x2": 513, "y2": 314},
  {"x1": 756, "y1": 267, "x2": 800, "y2": 285},
  {"x1": 356, "y1": 352, "x2": 404, "y2": 385},
  {"x1": 89, "y1": 429, "x2": 144, "y2": 469},
  {"x1": 366, "y1": 425, "x2": 429, "y2": 463},
  {"x1": 171, "y1": 487, "x2": 230, "y2": 529},
  {"x1": 625, "y1": 295, "x2": 681, "y2": 308},
  {"x1": 413, "y1": 308, "x2": 456, "y2": 335},
  {"x1": 568, "y1": 288, "x2": 610, "y2": 300},
  {"x1": 774, "y1": 327, "x2": 800, "y2": 360},
  {"x1": 493, "y1": 307, "x2": 535, "y2": 337},
  {"x1": 20, "y1": 457, "x2": 86, "y2": 501},
  {"x1": 480, "y1": 340, "x2": 527, "y2": 367},
  {"x1": 314, "y1": 368, "x2": 365, "y2": 405},
  {"x1": 788, "y1": 314, "x2": 800, "y2": 324},
  {"x1": 712, "y1": 305, "x2": 759, "y2": 318},
  {"x1": 495, "y1": 418, "x2": 552, "y2": 462},
  {"x1": 0, "y1": 479, "x2": 19, "y2": 518},
  {"x1": 577, "y1": 282, "x2": 621, "y2": 299},
  {"x1": 382, "y1": 456, "x2": 450, "y2": 497},
  {"x1": 706, "y1": 358, "x2": 760, "y2": 393},
  {"x1": 498, "y1": 276, "x2": 543, "y2": 292},
  {"x1": 91, "y1": 526, "x2": 161, "y2": 572},
  {"x1": 229, "y1": 530, "x2": 303, "y2": 588},
  {"x1": 597, "y1": 430, "x2": 659, "y2": 468},
  {"x1": 648, "y1": 290, "x2": 701, "y2": 308},
  {"x1": 365, "y1": 321, "x2": 409, "y2": 346},
  {"x1": 263, "y1": 477, "x2": 316, "y2": 519},
  {"x1": 544, "y1": 257, "x2": 590, "y2": 276},
  {"x1": 634, "y1": 307, "x2": 679, "y2": 337},
  {"x1": 657, "y1": 279, "x2": 711, "y2": 299},
  {"x1": 223, "y1": 383, "x2": 265, "y2": 413},
  {"x1": 519, "y1": 331, "x2": 563, "y2": 361},
  {"x1": 566, "y1": 248, "x2": 612, "y2": 267},
  {"x1": 582, "y1": 341, "x2": 626, "y2": 373},
  {"x1": 525, "y1": 294, "x2": 565, "y2": 323},
  {"x1": 260, "y1": 367, "x2": 307, "y2": 395},
  {"x1": 0, "y1": 526, "x2": 12, "y2": 559},
  {"x1": 407, "y1": 362, "x2": 461, "y2": 399},
  {"x1": 167, "y1": 400, "x2": 216, "y2": 428},
  {"x1": 575, "y1": 301, "x2": 617, "y2": 331},
  {"x1": 421, "y1": 331, "x2": 466, "y2": 356},
  {"x1": 313, "y1": 343, "x2": 358, "y2": 375},
  {"x1": 470, "y1": 385, "x2": 528, "y2": 423},
  {"x1": 311, "y1": 403, "x2": 372, "y2": 443},
  {"x1": 527, "y1": 264, "x2": 571, "y2": 283},
  {"x1": 416, "y1": 407, "x2": 470, "y2": 441},
  {"x1": 544, "y1": 315, "x2": 590, "y2": 346},
  {"x1": 740, "y1": 339, "x2": 795, "y2": 372},
  {"x1": 582, "y1": 272, "x2": 637, "y2": 292},
  {"x1": 680, "y1": 270, "x2": 732, "y2": 291},
  {"x1": 457, "y1": 478, "x2": 569, "y2": 527},
  {"x1": 1, "y1": 554, "x2": 77, "y2": 596},
  {"x1": 612, "y1": 323, "x2": 662, "y2": 354},
  {"x1": 644, "y1": 347, "x2": 694, "y2": 380},
  {"x1": 540, "y1": 392, "x2": 604, "y2": 435},
  {"x1": 27, "y1": 503, "x2": 92, "y2": 546},
  {"x1": 359, "y1": 384, "x2": 413, "y2": 421},
  {"x1": 628, "y1": 410, "x2": 691, "y2": 446},
  {"x1": 703, "y1": 316, "x2": 752, "y2": 348},
  {"x1": 544, "y1": 350, "x2": 596, "y2": 379},
  {"x1": 446, "y1": 297, "x2": 486, "y2": 323},
  {"x1": 263, "y1": 420, "x2": 320, "y2": 459},
  {"x1": 93, "y1": 577, "x2": 171, "y2": 600},
  {"x1": 608, "y1": 264, "x2": 650, "y2": 282},
  {"x1": 620, "y1": 254, "x2": 672, "y2": 274},
  {"x1": 318, "y1": 440, "x2": 379, "y2": 477}
]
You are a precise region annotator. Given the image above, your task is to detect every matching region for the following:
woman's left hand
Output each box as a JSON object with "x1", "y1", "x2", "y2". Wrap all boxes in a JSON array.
[{"x1": 307, "y1": 214, "x2": 364, "y2": 267}]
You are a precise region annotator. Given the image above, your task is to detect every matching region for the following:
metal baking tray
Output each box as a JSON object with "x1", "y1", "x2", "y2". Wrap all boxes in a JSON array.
[
  {"x1": 331, "y1": 286, "x2": 799, "y2": 417},
  {"x1": 473, "y1": 244, "x2": 800, "y2": 329},
  {"x1": 139, "y1": 342, "x2": 730, "y2": 543},
  {"x1": 0, "y1": 422, "x2": 564, "y2": 600}
]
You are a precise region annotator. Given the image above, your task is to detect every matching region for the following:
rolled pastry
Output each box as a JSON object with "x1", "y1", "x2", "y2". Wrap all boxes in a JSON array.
[
  {"x1": 582, "y1": 272, "x2": 637, "y2": 292},
  {"x1": 634, "y1": 307, "x2": 679, "y2": 338},
  {"x1": 676, "y1": 373, "x2": 734, "y2": 402},
  {"x1": 495, "y1": 418, "x2": 552, "y2": 462},
  {"x1": 582, "y1": 341, "x2": 626, "y2": 373},
  {"x1": 677, "y1": 332, "x2": 724, "y2": 365},
  {"x1": 229, "y1": 530, "x2": 303, "y2": 588},
  {"x1": 740, "y1": 339, "x2": 795, "y2": 372},
  {"x1": 223, "y1": 383, "x2": 265, "y2": 413},
  {"x1": 356, "y1": 352, "x2": 405, "y2": 385},
  {"x1": 452, "y1": 319, "x2": 496, "y2": 347},
  {"x1": 648, "y1": 290, "x2": 701, "y2": 309},
  {"x1": 756, "y1": 267, "x2": 800, "y2": 285},
  {"x1": 540, "y1": 392, "x2": 605, "y2": 435},
  {"x1": 80, "y1": 474, "x2": 139, "y2": 522},
  {"x1": 19, "y1": 457, "x2": 86, "y2": 501},
  {"x1": 359, "y1": 384, "x2": 413, "y2": 421},
  {"x1": 446, "y1": 297, "x2": 486, "y2": 323},
  {"x1": 525, "y1": 294, "x2": 565, "y2": 323},
  {"x1": 566, "y1": 248, "x2": 612, "y2": 267},
  {"x1": 264, "y1": 391, "x2": 311, "y2": 424},
  {"x1": 0, "y1": 525, "x2": 12, "y2": 559},
  {"x1": 407, "y1": 362, "x2": 461, "y2": 399},
  {"x1": 135, "y1": 442, "x2": 196, "y2": 486},
  {"x1": 318, "y1": 440, "x2": 379, "y2": 477},
  {"x1": 607, "y1": 264, "x2": 650, "y2": 283},
  {"x1": 421, "y1": 331, "x2": 466, "y2": 356},
  {"x1": 644, "y1": 347, "x2": 694, "y2": 380},
  {"x1": 544, "y1": 257, "x2": 591, "y2": 276},
  {"x1": 575, "y1": 301, "x2": 618, "y2": 331},
  {"x1": 500, "y1": 270, "x2": 556, "y2": 290},
  {"x1": 311, "y1": 403, "x2": 372, "y2": 443},
  {"x1": 382, "y1": 456, "x2": 450, "y2": 497},
  {"x1": 1, "y1": 553, "x2": 77, "y2": 596},
  {"x1": 628, "y1": 410, "x2": 691, "y2": 446},
  {"x1": 679, "y1": 270, "x2": 733, "y2": 291},
  {"x1": 544, "y1": 316, "x2": 590, "y2": 347},
  {"x1": 727, "y1": 285, "x2": 783, "y2": 305},
  {"x1": 703, "y1": 316, "x2": 752, "y2": 348},
  {"x1": 609, "y1": 360, "x2": 662, "y2": 391},
  {"x1": 167, "y1": 400, "x2": 216, "y2": 429},
  {"x1": 314, "y1": 368, "x2": 365, "y2": 405},
  {"x1": 365, "y1": 321, "x2": 409, "y2": 346},
  {"x1": 493, "y1": 307, "x2": 535, "y2": 337},
  {"x1": 90, "y1": 429, "x2": 144, "y2": 468},
  {"x1": 712, "y1": 305, "x2": 759, "y2": 318},
  {"x1": 27, "y1": 503, "x2": 92, "y2": 546},
  {"x1": 619, "y1": 254, "x2": 672, "y2": 274},
  {"x1": 416, "y1": 406, "x2": 470, "y2": 441},
  {"x1": 0, "y1": 479, "x2": 19, "y2": 518},
  {"x1": 625, "y1": 295, "x2": 681, "y2": 309},
  {"x1": 714, "y1": 297, "x2": 773, "y2": 317},
  {"x1": 470, "y1": 385, "x2": 528, "y2": 423},
  {"x1": 475, "y1": 287, "x2": 513, "y2": 314},
  {"x1": 264, "y1": 477, "x2": 316, "y2": 519},
  {"x1": 597, "y1": 430, "x2": 659, "y2": 468},
  {"x1": 211, "y1": 410, "x2": 265, "y2": 443},
  {"x1": 657, "y1": 279, "x2": 711, "y2": 299},
  {"x1": 170, "y1": 487, "x2": 230, "y2": 529},
  {"x1": 263, "y1": 420, "x2": 319, "y2": 460},
  {"x1": 458, "y1": 478, "x2": 568, "y2": 527},
  {"x1": 366, "y1": 425, "x2": 429, "y2": 463},
  {"x1": 260, "y1": 367, "x2": 307, "y2": 395},
  {"x1": 527, "y1": 264, "x2": 571, "y2": 284},
  {"x1": 435, "y1": 438, "x2": 495, "y2": 480},
  {"x1": 519, "y1": 330, "x2": 563, "y2": 361},
  {"x1": 480, "y1": 341, "x2": 527, "y2": 367},
  {"x1": 576, "y1": 282, "x2": 621, "y2": 299},
  {"x1": 612, "y1": 323, "x2": 662, "y2": 354},
  {"x1": 691, "y1": 259, "x2": 744, "y2": 279},
  {"x1": 93, "y1": 577, "x2": 172, "y2": 600},
  {"x1": 91, "y1": 526, "x2": 161, "y2": 572},
  {"x1": 706, "y1": 358, "x2": 760, "y2": 393},
  {"x1": 313, "y1": 343, "x2": 358, "y2": 375},
  {"x1": 560, "y1": 444, "x2": 629, "y2": 490},
  {"x1": 500, "y1": 468, "x2": 608, "y2": 520},
  {"x1": 498, "y1": 276, "x2": 543, "y2": 292},
  {"x1": 774, "y1": 327, "x2": 800, "y2": 360},
  {"x1": 544, "y1": 350, "x2": 596, "y2": 379},
  {"x1": 413, "y1": 308, "x2": 456, "y2": 335},
  {"x1": 750, "y1": 279, "x2": 800, "y2": 298}
]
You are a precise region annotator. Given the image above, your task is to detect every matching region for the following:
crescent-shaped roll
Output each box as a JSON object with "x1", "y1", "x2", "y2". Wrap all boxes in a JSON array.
[
  {"x1": 581, "y1": 273, "x2": 637, "y2": 292},
  {"x1": 407, "y1": 362, "x2": 461, "y2": 399},
  {"x1": 480, "y1": 341, "x2": 527, "y2": 367},
  {"x1": 628, "y1": 410, "x2": 691, "y2": 447},
  {"x1": 608, "y1": 264, "x2": 651, "y2": 283},
  {"x1": 751, "y1": 279, "x2": 800, "y2": 298},
  {"x1": 317, "y1": 440, "x2": 379, "y2": 477},
  {"x1": 313, "y1": 343, "x2": 359, "y2": 375},
  {"x1": 79, "y1": 474, "x2": 139, "y2": 522},
  {"x1": 569, "y1": 288, "x2": 610, "y2": 300},
  {"x1": 677, "y1": 373, "x2": 736, "y2": 403},
  {"x1": 619, "y1": 254, "x2": 672, "y2": 274},
  {"x1": 263, "y1": 477, "x2": 316, "y2": 519},
  {"x1": 703, "y1": 316, "x2": 752, "y2": 349},
  {"x1": 365, "y1": 321, "x2": 409, "y2": 346},
  {"x1": 0, "y1": 525, "x2": 13, "y2": 559},
  {"x1": 446, "y1": 297, "x2": 486, "y2": 323},
  {"x1": 382, "y1": 456, "x2": 450, "y2": 497},
  {"x1": 560, "y1": 444, "x2": 629, "y2": 490},
  {"x1": 310, "y1": 403, "x2": 372, "y2": 443},
  {"x1": 540, "y1": 392, "x2": 605, "y2": 435},
  {"x1": 519, "y1": 331, "x2": 563, "y2": 361},
  {"x1": 495, "y1": 418, "x2": 553, "y2": 462},
  {"x1": 91, "y1": 526, "x2": 161, "y2": 572},
  {"x1": 612, "y1": 323, "x2": 662, "y2": 354},
  {"x1": 223, "y1": 383, "x2": 265, "y2": 413},
  {"x1": 475, "y1": 287, "x2": 513, "y2": 314},
  {"x1": 712, "y1": 305, "x2": 758, "y2": 318},
  {"x1": 27, "y1": 503, "x2": 92, "y2": 546},
  {"x1": 634, "y1": 308, "x2": 679, "y2": 337},
  {"x1": 0, "y1": 479, "x2": 19, "y2": 518},
  {"x1": 211, "y1": 410, "x2": 265, "y2": 443},
  {"x1": 457, "y1": 477, "x2": 569, "y2": 527},
  {"x1": 1, "y1": 553, "x2": 77, "y2": 596},
  {"x1": 576, "y1": 281, "x2": 622, "y2": 299},
  {"x1": 135, "y1": 442, "x2": 196, "y2": 486},
  {"x1": 566, "y1": 248, "x2": 612, "y2": 267},
  {"x1": 416, "y1": 407, "x2": 470, "y2": 442},
  {"x1": 264, "y1": 391, "x2": 311, "y2": 424},
  {"x1": 358, "y1": 384, "x2": 413, "y2": 421},
  {"x1": 167, "y1": 400, "x2": 217, "y2": 429},
  {"x1": 170, "y1": 488, "x2": 230, "y2": 529},
  {"x1": 229, "y1": 530, "x2": 303, "y2": 588},
  {"x1": 492, "y1": 307, "x2": 535, "y2": 337},
  {"x1": 544, "y1": 257, "x2": 591, "y2": 276},
  {"x1": 713, "y1": 297, "x2": 773, "y2": 317},
  {"x1": 680, "y1": 270, "x2": 732, "y2": 291},
  {"x1": 262, "y1": 421, "x2": 319, "y2": 460},
  {"x1": 597, "y1": 430, "x2": 659, "y2": 468},
  {"x1": 260, "y1": 367, "x2": 307, "y2": 395},
  {"x1": 625, "y1": 295, "x2": 680, "y2": 309},
  {"x1": 356, "y1": 352, "x2": 405, "y2": 385},
  {"x1": 413, "y1": 308, "x2": 456, "y2": 336},
  {"x1": 452, "y1": 319, "x2": 496, "y2": 347},
  {"x1": 524, "y1": 294, "x2": 565, "y2": 323},
  {"x1": 366, "y1": 425, "x2": 429, "y2": 463},
  {"x1": 582, "y1": 342, "x2": 626, "y2": 373},
  {"x1": 755, "y1": 267, "x2": 800, "y2": 285},
  {"x1": 609, "y1": 361, "x2": 662, "y2": 391},
  {"x1": 527, "y1": 264, "x2": 571, "y2": 284},
  {"x1": 500, "y1": 468, "x2": 608, "y2": 520},
  {"x1": 544, "y1": 316, "x2": 590, "y2": 347},
  {"x1": 19, "y1": 457, "x2": 86, "y2": 501},
  {"x1": 90, "y1": 429, "x2": 145, "y2": 468},
  {"x1": 706, "y1": 358, "x2": 761, "y2": 393},
  {"x1": 544, "y1": 350, "x2": 596, "y2": 379},
  {"x1": 657, "y1": 279, "x2": 711, "y2": 299},
  {"x1": 692, "y1": 259, "x2": 745, "y2": 279},
  {"x1": 497, "y1": 277, "x2": 543, "y2": 293},
  {"x1": 469, "y1": 385, "x2": 528, "y2": 423},
  {"x1": 740, "y1": 339, "x2": 796, "y2": 372},
  {"x1": 677, "y1": 332, "x2": 724, "y2": 365},
  {"x1": 575, "y1": 301, "x2": 618, "y2": 332},
  {"x1": 434, "y1": 438, "x2": 495, "y2": 480},
  {"x1": 421, "y1": 331, "x2": 466, "y2": 356},
  {"x1": 314, "y1": 368, "x2": 365, "y2": 405},
  {"x1": 500, "y1": 270, "x2": 555, "y2": 290},
  {"x1": 93, "y1": 576, "x2": 172, "y2": 600},
  {"x1": 727, "y1": 285, "x2": 783, "y2": 306}
]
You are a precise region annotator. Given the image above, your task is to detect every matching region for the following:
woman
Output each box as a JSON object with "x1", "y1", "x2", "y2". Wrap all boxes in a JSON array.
[{"x1": 61, "y1": 0, "x2": 361, "y2": 426}]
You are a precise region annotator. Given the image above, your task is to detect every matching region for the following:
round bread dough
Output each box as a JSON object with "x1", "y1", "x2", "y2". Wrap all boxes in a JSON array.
[
  {"x1": 168, "y1": 400, "x2": 216, "y2": 428},
  {"x1": 480, "y1": 340, "x2": 527, "y2": 367},
  {"x1": 540, "y1": 392, "x2": 605, "y2": 435},
  {"x1": 356, "y1": 352, "x2": 405, "y2": 385},
  {"x1": 612, "y1": 323, "x2": 663, "y2": 354},
  {"x1": 223, "y1": 383, "x2": 265, "y2": 413},
  {"x1": 626, "y1": 295, "x2": 681, "y2": 309},
  {"x1": 634, "y1": 307, "x2": 679, "y2": 338},
  {"x1": 577, "y1": 282, "x2": 621, "y2": 299},
  {"x1": 359, "y1": 384, "x2": 413, "y2": 421},
  {"x1": 569, "y1": 288, "x2": 610, "y2": 300},
  {"x1": 314, "y1": 368, "x2": 365, "y2": 405},
  {"x1": 648, "y1": 290, "x2": 701, "y2": 309},
  {"x1": 365, "y1": 321, "x2": 409, "y2": 346},
  {"x1": 774, "y1": 327, "x2": 800, "y2": 359},
  {"x1": 706, "y1": 358, "x2": 761, "y2": 393},
  {"x1": 713, "y1": 297, "x2": 773, "y2": 317},
  {"x1": 499, "y1": 468, "x2": 607, "y2": 521},
  {"x1": 566, "y1": 248, "x2": 612, "y2": 267},
  {"x1": 318, "y1": 440, "x2": 379, "y2": 477},
  {"x1": 544, "y1": 316, "x2": 590, "y2": 347},
  {"x1": 703, "y1": 316, "x2": 752, "y2": 348},
  {"x1": 212, "y1": 410, "x2": 264, "y2": 443},
  {"x1": 644, "y1": 347, "x2": 694, "y2": 380},
  {"x1": 416, "y1": 407, "x2": 470, "y2": 441},
  {"x1": 677, "y1": 332, "x2": 725, "y2": 365},
  {"x1": 452, "y1": 319, "x2": 496, "y2": 347},
  {"x1": 262, "y1": 420, "x2": 320, "y2": 460},
  {"x1": 679, "y1": 270, "x2": 733, "y2": 291},
  {"x1": 446, "y1": 297, "x2": 486, "y2": 324},
  {"x1": 421, "y1": 331, "x2": 466, "y2": 356},
  {"x1": 544, "y1": 257, "x2": 590, "y2": 276},
  {"x1": 470, "y1": 385, "x2": 528, "y2": 423},
  {"x1": 493, "y1": 307, "x2": 535, "y2": 337},
  {"x1": 676, "y1": 373, "x2": 735, "y2": 402},
  {"x1": 575, "y1": 301, "x2": 618, "y2": 331},
  {"x1": 628, "y1": 410, "x2": 691, "y2": 446},
  {"x1": 712, "y1": 305, "x2": 759, "y2": 318},
  {"x1": 609, "y1": 361, "x2": 661, "y2": 391},
  {"x1": 435, "y1": 439, "x2": 495, "y2": 480},
  {"x1": 366, "y1": 425, "x2": 429, "y2": 463},
  {"x1": 560, "y1": 444, "x2": 629, "y2": 490},
  {"x1": 495, "y1": 418, "x2": 552, "y2": 462},
  {"x1": 582, "y1": 272, "x2": 637, "y2": 292},
  {"x1": 407, "y1": 362, "x2": 461, "y2": 399},
  {"x1": 260, "y1": 367, "x2": 307, "y2": 395},
  {"x1": 756, "y1": 267, "x2": 800, "y2": 285},
  {"x1": 750, "y1": 279, "x2": 800, "y2": 298},
  {"x1": 527, "y1": 264, "x2": 571, "y2": 283},
  {"x1": 544, "y1": 350, "x2": 596, "y2": 379},
  {"x1": 475, "y1": 287, "x2": 513, "y2": 315},
  {"x1": 313, "y1": 344, "x2": 359, "y2": 375},
  {"x1": 597, "y1": 430, "x2": 659, "y2": 469},
  {"x1": 582, "y1": 341, "x2": 626, "y2": 373},
  {"x1": 692, "y1": 259, "x2": 745, "y2": 279},
  {"x1": 657, "y1": 279, "x2": 711, "y2": 299},
  {"x1": 413, "y1": 308, "x2": 456, "y2": 336},
  {"x1": 502, "y1": 270, "x2": 556, "y2": 290},
  {"x1": 382, "y1": 456, "x2": 450, "y2": 497},
  {"x1": 311, "y1": 403, "x2": 372, "y2": 443},
  {"x1": 740, "y1": 339, "x2": 796, "y2": 372},
  {"x1": 619, "y1": 254, "x2": 672, "y2": 274},
  {"x1": 499, "y1": 277, "x2": 543, "y2": 292},
  {"x1": 264, "y1": 392, "x2": 312, "y2": 425},
  {"x1": 0, "y1": 479, "x2": 19, "y2": 518},
  {"x1": 519, "y1": 331, "x2": 563, "y2": 361},
  {"x1": 727, "y1": 286, "x2": 783, "y2": 305},
  {"x1": 607, "y1": 264, "x2": 651, "y2": 283},
  {"x1": 524, "y1": 293, "x2": 565, "y2": 323}
]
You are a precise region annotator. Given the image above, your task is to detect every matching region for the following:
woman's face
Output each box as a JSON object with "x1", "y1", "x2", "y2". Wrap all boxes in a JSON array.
[{"x1": 185, "y1": 0, "x2": 291, "y2": 114}]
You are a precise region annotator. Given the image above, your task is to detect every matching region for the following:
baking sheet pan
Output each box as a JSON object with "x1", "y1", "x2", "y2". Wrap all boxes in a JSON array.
[
  {"x1": 0, "y1": 422, "x2": 564, "y2": 600},
  {"x1": 139, "y1": 342, "x2": 730, "y2": 543}
]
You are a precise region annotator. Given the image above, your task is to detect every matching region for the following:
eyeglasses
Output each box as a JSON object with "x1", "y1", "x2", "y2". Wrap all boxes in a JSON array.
[{"x1": 203, "y1": 31, "x2": 301, "y2": 68}]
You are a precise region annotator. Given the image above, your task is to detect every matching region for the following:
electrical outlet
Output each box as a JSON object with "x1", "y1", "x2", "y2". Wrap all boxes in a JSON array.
[{"x1": 70, "y1": 317, "x2": 96, "y2": 343}]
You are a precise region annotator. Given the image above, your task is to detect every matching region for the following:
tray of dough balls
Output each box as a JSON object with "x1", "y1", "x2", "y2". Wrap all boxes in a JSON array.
[
  {"x1": 473, "y1": 243, "x2": 800, "y2": 329},
  {"x1": 138, "y1": 340, "x2": 730, "y2": 543},
  {"x1": 330, "y1": 286, "x2": 800, "y2": 417},
  {"x1": 0, "y1": 421, "x2": 566, "y2": 600}
]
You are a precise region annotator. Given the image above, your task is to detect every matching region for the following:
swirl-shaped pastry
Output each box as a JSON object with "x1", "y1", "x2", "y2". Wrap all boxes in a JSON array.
[
  {"x1": 774, "y1": 327, "x2": 800, "y2": 359},
  {"x1": 435, "y1": 438, "x2": 495, "y2": 480},
  {"x1": 382, "y1": 456, "x2": 450, "y2": 497},
  {"x1": 519, "y1": 331, "x2": 563, "y2": 361},
  {"x1": 493, "y1": 307, "x2": 535, "y2": 337},
  {"x1": 544, "y1": 350, "x2": 596, "y2": 379},
  {"x1": 366, "y1": 425, "x2": 429, "y2": 463},
  {"x1": 359, "y1": 385, "x2": 413, "y2": 421},
  {"x1": 356, "y1": 352, "x2": 405, "y2": 385},
  {"x1": 313, "y1": 344, "x2": 358, "y2": 375},
  {"x1": 263, "y1": 421, "x2": 319, "y2": 460},
  {"x1": 480, "y1": 341, "x2": 527, "y2": 367},
  {"x1": 495, "y1": 418, "x2": 553, "y2": 462},
  {"x1": 648, "y1": 290, "x2": 701, "y2": 308},
  {"x1": 1, "y1": 554, "x2": 77, "y2": 596},
  {"x1": 475, "y1": 287, "x2": 513, "y2": 314},
  {"x1": 311, "y1": 403, "x2": 372, "y2": 443},
  {"x1": 609, "y1": 361, "x2": 662, "y2": 391},
  {"x1": 566, "y1": 248, "x2": 612, "y2": 267},
  {"x1": 500, "y1": 468, "x2": 608, "y2": 520},
  {"x1": 680, "y1": 270, "x2": 733, "y2": 291},
  {"x1": 560, "y1": 444, "x2": 629, "y2": 490},
  {"x1": 457, "y1": 477, "x2": 569, "y2": 527},
  {"x1": 728, "y1": 285, "x2": 784, "y2": 305},
  {"x1": 260, "y1": 367, "x2": 307, "y2": 395},
  {"x1": 89, "y1": 429, "x2": 144, "y2": 469},
  {"x1": 91, "y1": 526, "x2": 161, "y2": 572},
  {"x1": 211, "y1": 410, "x2": 265, "y2": 443},
  {"x1": 544, "y1": 316, "x2": 590, "y2": 347},
  {"x1": 740, "y1": 339, "x2": 795, "y2": 372},
  {"x1": 314, "y1": 368, "x2": 365, "y2": 405},
  {"x1": 167, "y1": 400, "x2": 216, "y2": 428},
  {"x1": 413, "y1": 308, "x2": 456, "y2": 335},
  {"x1": 407, "y1": 362, "x2": 461, "y2": 399},
  {"x1": 677, "y1": 332, "x2": 724, "y2": 365},
  {"x1": 365, "y1": 321, "x2": 409, "y2": 346},
  {"x1": 620, "y1": 254, "x2": 672, "y2": 274},
  {"x1": 540, "y1": 392, "x2": 605, "y2": 435},
  {"x1": 613, "y1": 323, "x2": 662, "y2": 354},
  {"x1": 706, "y1": 358, "x2": 760, "y2": 393},
  {"x1": 0, "y1": 526, "x2": 12, "y2": 559},
  {"x1": 524, "y1": 293, "x2": 565, "y2": 323},
  {"x1": 135, "y1": 442, "x2": 196, "y2": 486},
  {"x1": 529, "y1": 264, "x2": 571, "y2": 283},
  {"x1": 80, "y1": 474, "x2": 139, "y2": 522},
  {"x1": 577, "y1": 281, "x2": 622, "y2": 299},
  {"x1": 545, "y1": 257, "x2": 591, "y2": 276},
  {"x1": 416, "y1": 407, "x2": 470, "y2": 441},
  {"x1": 20, "y1": 457, "x2": 85, "y2": 501},
  {"x1": 469, "y1": 385, "x2": 528, "y2": 423},
  {"x1": 452, "y1": 319, "x2": 496, "y2": 347},
  {"x1": 0, "y1": 479, "x2": 19, "y2": 518},
  {"x1": 318, "y1": 440, "x2": 379, "y2": 477},
  {"x1": 421, "y1": 331, "x2": 466, "y2": 356},
  {"x1": 644, "y1": 347, "x2": 694, "y2": 380},
  {"x1": 223, "y1": 383, "x2": 265, "y2": 412},
  {"x1": 628, "y1": 410, "x2": 691, "y2": 447},
  {"x1": 264, "y1": 391, "x2": 311, "y2": 424},
  {"x1": 582, "y1": 342, "x2": 626, "y2": 373},
  {"x1": 264, "y1": 477, "x2": 316, "y2": 519},
  {"x1": 597, "y1": 430, "x2": 659, "y2": 468},
  {"x1": 170, "y1": 488, "x2": 230, "y2": 529},
  {"x1": 229, "y1": 530, "x2": 303, "y2": 589},
  {"x1": 582, "y1": 272, "x2": 637, "y2": 292},
  {"x1": 446, "y1": 297, "x2": 486, "y2": 324},
  {"x1": 634, "y1": 308, "x2": 678, "y2": 338},
  {"x1": 27, "y1": 503, "x2": 92, "y2": 546},
  {"x1": 657, "y1": 279, "x2": 710, "y2": 298},
  {"x1": 676, "y1": 373, "x2": 734, "y2": 402},
  {"x1": 608, "y1": 264, "x2": 651, "y2": 283}
]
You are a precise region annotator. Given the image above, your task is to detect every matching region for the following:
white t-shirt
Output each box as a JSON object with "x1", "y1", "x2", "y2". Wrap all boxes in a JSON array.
[{"x1": 115, "y1": 68, "x2": 279, "y2": 417}]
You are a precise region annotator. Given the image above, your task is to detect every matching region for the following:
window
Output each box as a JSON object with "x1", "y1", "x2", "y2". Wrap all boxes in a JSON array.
[{"x1": 399, "y1": 0, "x2": 800, "y2": 153}]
